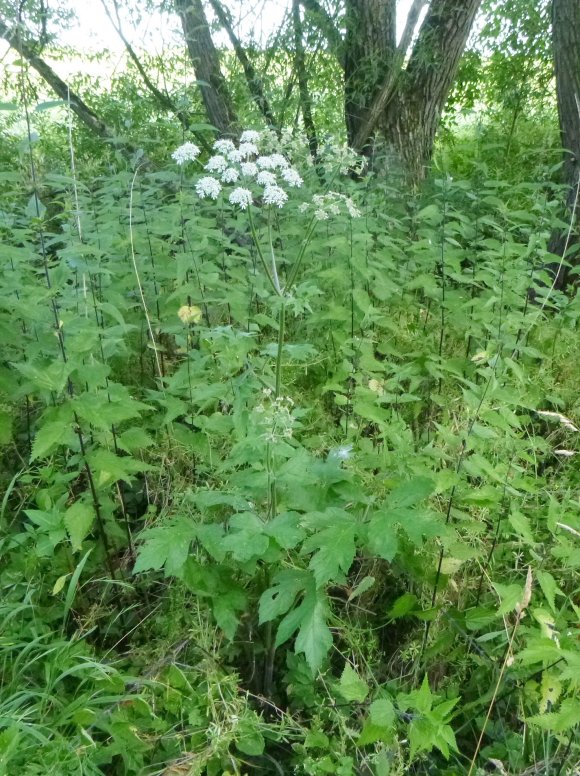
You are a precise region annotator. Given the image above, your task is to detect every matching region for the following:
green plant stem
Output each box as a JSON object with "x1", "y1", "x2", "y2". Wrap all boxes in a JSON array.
[
  {"x1": 284, "y1": 216, "x2": 317, "y2": 291},
  {"x1": 248, "y1": 206, "x2": 281, "y2": 297},
  {"x1": 466, "y1": 607, "x2": 525, "y2": 776},
  {"x1": 275, "y1": 301, "x2": 286, "y2": 398}
]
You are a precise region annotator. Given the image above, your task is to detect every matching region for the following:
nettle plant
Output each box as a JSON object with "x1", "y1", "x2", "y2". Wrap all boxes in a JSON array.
[{"x1": 136, "y1": 130, "x2": 367, "y2": 671}]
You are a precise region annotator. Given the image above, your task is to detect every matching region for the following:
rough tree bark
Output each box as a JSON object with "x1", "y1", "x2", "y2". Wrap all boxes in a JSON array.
[
  {"x1": 302, "y1": 0, "x2": 481, "y2": 181},
  {"x1": 546, "y1": 0, "x2": 580, "y2": 289},
  {"x1": 175, "y1": 0, "x2": 237, "y2": 135},
  {"x1": 293, "y1": 0, "x2": 319, "y2": 162},
  {"x1": 379, "y1": 0, "x2": 482, "y2": 180},
  {"x1": 343, "y1": 0, "x2": 397, "y2": 147}
]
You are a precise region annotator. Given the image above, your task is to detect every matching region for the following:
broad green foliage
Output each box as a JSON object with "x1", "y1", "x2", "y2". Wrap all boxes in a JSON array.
[{"x1": 0, "y1": 86, "x2": 578, "y2": 775}]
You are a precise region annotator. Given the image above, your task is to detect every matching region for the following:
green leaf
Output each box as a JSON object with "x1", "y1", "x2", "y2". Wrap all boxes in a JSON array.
[
  {"x1": 0, "y1": 407, "x2": 12, "y2": 445},
  {"x1": 414, "y1": 675, "x2": 433, "y2": 713},
  {"x1": 357, "y1": 721, "x2": 390, "y2": 746},
  {"x1": 294, "y1": 587, "x2": 332, "y2": 673},
  {"x1": 34, "y1": 100, "x2": 66, "y2": 111},
  {"x1": 536, "y1": 570, "x2": 562, "y2": 613},
  {"x1": 16, "y1": 361, "x2": 73, "y2": 394},
  {"x1": 388, "y1": 477, "x2": 434, "y2": 508},
  {"x1": 236, "y1": 719, "x2": 265, "y2": 756},
  {"x1": 388, "y1": 593, "x2": 419, "y2": 619},
  {"x1": 222, "y1": 512, "x2": 269, "y2": 561},
  {"x1": 259, "y1": 570, "x2": 308, "y2": 624},
  {"x1": 370, "y1": 698, "x2": 395, "y2": 727},
  {"x1": 367, "y1": 510, "x2": 399, "y2": 561},
  {"x1": 64, "y1": 501, "x2": 95, "y2": 552},
  {"x1": 31, "y1": 420, "x2": 72, "y2": 461},
  {"x1": 302, "y1": 509, "x2": 357, "y2": 586},
  {"x1": 88, "y1": 449, "x2": 155, "y2": 486},
  {"x1": 196, "y1": 523, "x2": 226, "y2": 561},
  {"x1": 493, "y1": 582, "x2": 523, "y2": 615},
  {"x1": 212, "y1": 588, "x2": 247, "y2": 640},
  {"x1": 133, "y1": 517, "x2": 197, "y2": 576},
  {"x1": 526, "y1": 699, "x2": 580, "y2": 732},
  {"x1": 508, "y1": 510, "x2": 535, "y2": 544},
  {"x1": 338, "y1": 663, "x2": 369, "y2": 703},
  {"x1": 347, "y1": 575, "x2": 375, "y2": 602},
  {"x1": 265, "y1": 511, "x2": 306, "y2": 549}
]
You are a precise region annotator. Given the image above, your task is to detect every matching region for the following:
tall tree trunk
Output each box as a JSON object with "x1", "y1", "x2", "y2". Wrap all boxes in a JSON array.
[
  {"x1": 293, "y1": 0, "x2": 319, "y2": 162},
  {"x1": 175, "y1": 0, "x2": 237, "y2": 135},
  {"x1": 344, "y1": 0, "x2": 396, "y2": 146},
  {"x1": 546, "y1": 0, "x2": 580, "y2": 290},
  {"x1": 378, "y1": 0, "x2": 482, "y2": 180}
]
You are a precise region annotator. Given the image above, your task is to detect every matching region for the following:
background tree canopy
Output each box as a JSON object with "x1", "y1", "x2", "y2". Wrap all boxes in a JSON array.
[{"x1": 0, "y1": 1, "x2": 578, "y2": 774}]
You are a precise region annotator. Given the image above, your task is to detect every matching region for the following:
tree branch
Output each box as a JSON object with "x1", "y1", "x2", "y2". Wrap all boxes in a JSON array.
[
  {"x1": 99, "y1": 0, "x2": 203, "y2": 139},
  {"x1": 175, "y1": 0, "x2": 237, "y2": 135},
  {"x1": 398, "y1": 0, "x2": 428, "y2": 60},
  {"x1": 0, "y1": 15, "x2": 149, "y2": 164},
  {"x1": 300, "y1": 0, "x2": 344, "y2": 69},
  {"x1": 206, "y1": 0, "x2": 277, "y2": 127}
]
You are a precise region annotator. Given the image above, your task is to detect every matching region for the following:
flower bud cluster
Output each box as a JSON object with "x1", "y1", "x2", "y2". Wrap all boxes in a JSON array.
[
  {"x1": 254, "y1": 388, "x2": 295, "y2": 443},
  {"x1": 299, "y1": 191, "x2": 361, "y2": 220}
]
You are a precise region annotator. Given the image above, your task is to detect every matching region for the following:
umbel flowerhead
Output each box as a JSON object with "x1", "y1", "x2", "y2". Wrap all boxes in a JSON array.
[{"x1": 172, "y1": 130, "x2": 304, "y2": 211}]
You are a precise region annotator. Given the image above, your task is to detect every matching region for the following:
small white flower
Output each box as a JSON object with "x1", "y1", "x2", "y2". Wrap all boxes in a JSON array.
[
  {"x1": 196, "y1": 176, "x2": 222, "y2": 200},
  {"x1": 554, "y1": 449, "x2": 576, "y2": 457},
  {"x1": 213, "y1": 138, "x2": 236, "y2": 154},
  {"x1": 256, "y1": 155, "x2": 276, "y2": 170},
  {"x1": 172, "y1": 142, "x2": 201, "y2": 165},
  {"x1": 227, "y1": 149, "x2": 243, "y2": 164},
  {"x1": 229, "y1": 187, "x2": 253, "y2": 210},
  {"x1": 263, "y1": 184, "x2": 288, "y2": 208},
  {"x1": 239, "y1": 142, "x2": 259, "y2": 158},
  {"x1": 270, "y1": 153, "x2": 290, "y2": 169},
  {"x1": 256, "y1": 170, "x2": 277, "y2": 187},
  {"x1": 240, "y1": 161, "x2": 258, "y2": 177},
  {"x1": 314, "y1": 208, "x2": 328, "y2": 220},
  {"x1": 346, "y1": 198, "x2": 361, "y2": 218},
  {"x1": 281, "y1": 167, "x2": 303, "y2": 187},
  {"x1": 240, "y1": 129, "x2": 261, "y2": 144},
  {"x1": 221, "y1": 167, "x2": 240, "y2": 183},
  {"x1": 329, "y1": 444, "x2": 352, "y2": 461},
  {"x1": 328, "y1": 202, "x2": 341, "y2": 216},
  {"x1": 298, "y1": 202, "x2": 310, "y2": 213},
  {"x1": 205, "y1": 155, "x2": 228, "y2": 173}
]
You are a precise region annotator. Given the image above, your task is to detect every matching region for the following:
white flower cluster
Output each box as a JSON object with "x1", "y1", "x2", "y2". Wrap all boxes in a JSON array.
[
  {"x1": 175, "y1": 130, "x2": 304, "y2": 209},
  {"x1": 255, "y1": 388, "x2": 295, "y2": 443},
  {"x1": 172, "y1": 142, "x2": 201, "y2": 165},
  {"x1": 300, "y1": 191, "x2": 361, "y2": 220},
  {"x1": 320, "y1": 142, "x2": 367, "y2": 176}
]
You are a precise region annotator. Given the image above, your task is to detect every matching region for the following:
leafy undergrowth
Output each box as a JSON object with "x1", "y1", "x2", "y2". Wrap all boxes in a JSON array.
[{"x1": 0, "y1": 125, "x2": 578, "y2": 775}]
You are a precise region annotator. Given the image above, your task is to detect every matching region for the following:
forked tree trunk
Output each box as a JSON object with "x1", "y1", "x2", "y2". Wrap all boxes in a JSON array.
[
  {"x1": 344, "y1": 0, "x2": 396, "y2": 146},
  {"x1": 377, "y1": 0, "x2": 482, "y2": 180},
  {"x1": 175, "y1": 0, "x2": 237, "y2": 135},
  {"x1": 546, "y1": 0, "x2": 580, "y2": 289}
]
